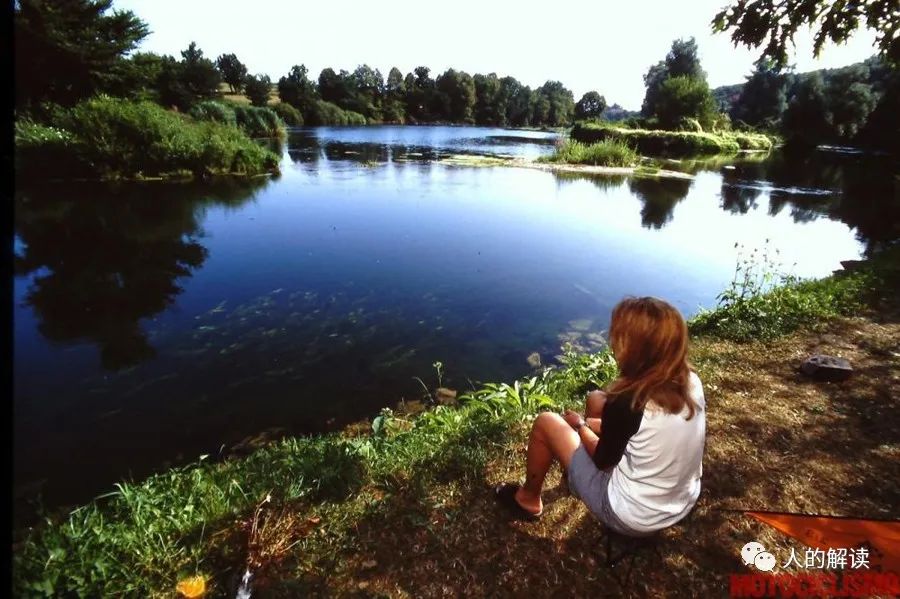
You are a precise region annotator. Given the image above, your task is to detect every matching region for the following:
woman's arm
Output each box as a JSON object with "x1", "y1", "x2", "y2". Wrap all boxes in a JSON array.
[
  {"x1": 577, "y1": 423, "x2": 600, "y2": 457},
  {"x1": 563, "y1": 410, "x2": 601, "y2": 457}
]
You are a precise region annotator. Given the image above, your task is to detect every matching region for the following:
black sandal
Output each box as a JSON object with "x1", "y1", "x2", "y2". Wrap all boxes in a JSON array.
[{"x1": 494, "y1": 483, "x2": 542, "y2": 521}]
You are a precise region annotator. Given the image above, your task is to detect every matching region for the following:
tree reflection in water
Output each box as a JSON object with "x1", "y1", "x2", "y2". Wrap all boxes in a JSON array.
[
  {"x1": 628, "y1": 177, "x2": 693, "y2": 229},
  {"x1": 718, "y1": 149, "x2": 899, "y2": 255},
  {"x1": 14, "y1": 177, "x2": 272, "y2": 370}
]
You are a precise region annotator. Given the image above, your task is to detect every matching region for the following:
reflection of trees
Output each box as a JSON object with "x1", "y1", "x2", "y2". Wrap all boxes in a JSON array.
[
  {"x1": 14, "y1": 178, "x2": 269, "y2": 369},
  {"x1": 716, "y1": 149, "x2": 900, "y2": 255},
  {"x1": 628, "y1": 177, "x2": 692, "y2": 229},
  {"x1": 719, "y1": 180, "x2": 763, "y2": 214}
]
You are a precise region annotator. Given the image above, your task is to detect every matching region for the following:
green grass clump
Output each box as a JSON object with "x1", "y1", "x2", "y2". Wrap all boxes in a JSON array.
[
  {"x1": 188, "y1": 100, "x2": 237, "y2": 127},
  {"x1": 272, "y1": 102, "x2": 304, "y2": 127},
  {"x1": 539, "y1": 139, "x2": 639, "y2": 167},
  {"x1": 723, "y1": 131, "x2": 775, "y2": 151},
  {"x1": 191, "y1": 101, "x2": 286, "y2": 139},
  {"x1": 570, "y1": 121, "x2": 776, "y2": 157},
  {"x1": 232, "y1": 105, "x2": 286, "y2": 138},
  {"x1": 15, "y1": 96, "x2": 280, "y2": 180},
  {"x1": 14, "y1": 347, "x2": 617, "y2": 597}
]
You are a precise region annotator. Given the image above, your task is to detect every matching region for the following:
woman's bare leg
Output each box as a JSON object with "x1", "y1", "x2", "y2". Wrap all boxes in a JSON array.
[
  {"x1": 514, "y1": 412, "x2": 580, "y2": 514},
  {"x1": 585, "y1": 390, "x2": 608, "y2": 419}
]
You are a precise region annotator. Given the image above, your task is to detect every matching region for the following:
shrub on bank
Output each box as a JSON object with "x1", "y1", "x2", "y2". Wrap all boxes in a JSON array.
[
  {"x1": 539, "y1": 139, "x2": 639, "y2": 167},
  {"x1": 190, "y1": 101, "x2": 286, "y2": 138},
  {"x1": 188, "y1": 100, "x2": 237, "y2": 126},
  {"x1": 15, "y1": 96, "x2": 280, "y2": 179},
  {"x1": 688, "y1": 246, "x2": 896, "y2": 341},
  {"x1": 306, "y1": 100, "x2": 367, "y2": 126},
  {"x1": 272, "y1": 102, "x2": 304, "y2": 127}
]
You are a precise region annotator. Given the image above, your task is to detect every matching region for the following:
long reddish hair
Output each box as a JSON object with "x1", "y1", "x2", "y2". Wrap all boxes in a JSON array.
[{"x1": 606, "y1": 297, "x2": 696, "y2": 418}]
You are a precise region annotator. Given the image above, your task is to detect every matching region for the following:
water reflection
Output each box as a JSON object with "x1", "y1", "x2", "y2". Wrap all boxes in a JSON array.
[
  {"x1": 628, "y1": 177, "x2": 693, "y2": 229},
  {"x1": 15, "y1": 178, "x2": 271, "y2": 370},
  {"x1": 719, "y1": 149, "x2": 900, "y2": 254}
]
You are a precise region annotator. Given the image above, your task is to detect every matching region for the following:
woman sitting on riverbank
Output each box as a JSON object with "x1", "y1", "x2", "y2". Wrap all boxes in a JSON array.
[{"x1": 495, "y1": 297, "x2": 706, "y2": 536}]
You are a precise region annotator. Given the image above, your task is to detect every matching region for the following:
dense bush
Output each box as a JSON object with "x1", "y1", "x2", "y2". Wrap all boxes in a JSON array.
[
  {"x1": 655, "y1": 75, "x2": 718, "y2": 130},
  {"x1": 15, "y1": 96, "x2": 279, "y2": 179},
  {"x1": 572, "y1": 121, "x2": 744, "y2": 156},
  {"x1": 306, "y1": 100, "x2": 367, "y2": 126},
  {"x1": 539, "y1": 139, "x2": 639, "y2": 167},
  {"x1": 272, "y1": 102, "x2": 303, "y2": 126},
  {"x1": 188, "y1": 100, "x2": 236, "y2": 126}
]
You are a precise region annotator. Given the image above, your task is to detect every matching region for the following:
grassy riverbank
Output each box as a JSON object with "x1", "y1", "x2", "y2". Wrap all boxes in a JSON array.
[
  {"x1": 571, "y1": 121, "x2": 775, "y2": 157},
  {"x1": 15, "y1": 97, "x2": 281, "y2": 181},
  {"x1": 13, "y1": 249, "x2": 898, "y2": 597}
]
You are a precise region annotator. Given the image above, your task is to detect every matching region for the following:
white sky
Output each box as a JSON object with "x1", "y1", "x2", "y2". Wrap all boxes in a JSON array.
[{"x1": 116, "y1": 0, "x2": 879, "y2": 110}]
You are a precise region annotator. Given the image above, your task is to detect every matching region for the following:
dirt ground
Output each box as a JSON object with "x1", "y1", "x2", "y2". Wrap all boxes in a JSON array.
[{"x1": 253, "y1": 312, "x2": 898, "y2": 598}]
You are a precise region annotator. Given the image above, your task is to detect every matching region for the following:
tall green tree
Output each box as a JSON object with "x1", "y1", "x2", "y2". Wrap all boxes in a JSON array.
[
  {"x1": 713, "y1": 0, "x2": 900, "y2": 66},
  {"x1": 500, "y1": 77, "x2": 531, "y2": 126},
  {"x1": 665, "y1": 37, "x2": 705, "y2": 79},
  {"x1": 350, "y1": 64, "x2": 384, "y2": 119},
  {"x1": 474, "y1": 73, "x2": 503, "y2": 125},
  {"x1": 654, "y1": 75, "x2": 717, "y2": 129},
  {"x1": 181, "y1": 43, "x2": 221, "y2": 105},
  {"x1": 536, "y1": 81, "x2": 575, "y2": 126},
  {"x1": 382, "y1": 67, "x2": 407, "y2": 122},
  {"x1": 575, "y1": 91, "x2": 607, "y2": 120},
  {"x1": 730, "y1": 60, "x2": 789, "y2": 128},
  {"x1": 857, "y1": 70, "x2": 900, "y2": 153},
  {"x1": 826, "y1": 64, "x2": 878, "y2": 140},
  {"x1": 15, "y1": 0, "x2": 149, "y2": 109},
  {"x1": 244, "y1": 74, "x2": 272, "y2": 107},
  {"x1": 405, "y1": 67, "x2": 435, "y2": 121},
  {"x1": 435, "y1": 69, "x2": 476, "y2": 123},
  {"x1": 278, "y1": 65, "x2": 318, "y2": 115},
  {"x1": 318, "y1": 68, "x2": 349, "y2": 105},
  {"x1": 642, "y1": 37, "x2": 707, "y2": 118},
  {"x1": 641, "y1": 61, "x2": 669, "y2": 117},
  {"x1": 782, "y1": 73, "x2": 833, "y2": 147},
  {"x1": 155, "y1": 43, "x2": 221, "y2": 110},
  {"x1": 216, "y1": 53, "x2": 248, "y2": 93}
]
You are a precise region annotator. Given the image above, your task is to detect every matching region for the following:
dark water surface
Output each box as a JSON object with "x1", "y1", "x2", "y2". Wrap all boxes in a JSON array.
[{"x1": 13, "y1": 126, "x2": 899, "y2": 515}]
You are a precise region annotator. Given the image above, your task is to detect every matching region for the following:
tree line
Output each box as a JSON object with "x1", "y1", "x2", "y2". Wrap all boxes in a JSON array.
[
  {"x1": 714, "y1": 57, "x2": 898, "y2": 151},
  {"x1": 14, "y1": 0, "x2": 898, "y2": 152},
  {"x1": 14, "y1": 1, "x2": 601, "y2": 128}
]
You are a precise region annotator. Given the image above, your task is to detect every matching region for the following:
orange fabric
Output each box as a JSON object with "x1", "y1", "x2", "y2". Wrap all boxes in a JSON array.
[{"x1": 747, "y1": 512, "x2": 900, "y2": 572}]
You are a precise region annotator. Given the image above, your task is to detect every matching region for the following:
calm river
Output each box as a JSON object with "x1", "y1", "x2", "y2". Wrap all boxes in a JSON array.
[{"x1": 13, "y1": 125, "x2": 898, "y2": 515}]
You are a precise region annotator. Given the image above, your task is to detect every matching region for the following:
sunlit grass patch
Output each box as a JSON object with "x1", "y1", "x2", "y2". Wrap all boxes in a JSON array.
[{"x1": 538, "y1": 139, "x2": 639, "y2": 167}]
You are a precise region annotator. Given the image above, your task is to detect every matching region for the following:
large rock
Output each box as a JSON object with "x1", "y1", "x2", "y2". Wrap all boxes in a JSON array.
[
  {"x1": 435, "y1": 387, "x2": 458, "y2": 406},
  {"x1": 800, "y1": 354, "x2": 853, "y2": 382}
]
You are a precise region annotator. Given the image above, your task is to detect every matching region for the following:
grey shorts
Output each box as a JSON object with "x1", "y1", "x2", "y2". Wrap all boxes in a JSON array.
[{"x1": 567, "y1": 445, "x2": 651, "y2": 537}]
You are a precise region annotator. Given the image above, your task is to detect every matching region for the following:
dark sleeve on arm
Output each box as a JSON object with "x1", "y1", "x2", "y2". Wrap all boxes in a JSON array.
[{"x1": 592, "y1": 396, "x2": 644, "y2": 470}]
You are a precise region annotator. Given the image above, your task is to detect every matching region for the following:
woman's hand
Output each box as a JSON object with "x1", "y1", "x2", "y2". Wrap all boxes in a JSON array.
[{"x1": 563, "y1": 410, "x2": 584, "y2": 430}]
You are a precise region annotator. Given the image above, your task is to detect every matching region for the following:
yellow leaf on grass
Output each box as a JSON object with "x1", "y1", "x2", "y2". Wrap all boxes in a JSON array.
[{"x1": 176, "y1": 575, "x2": 206, "y2": 598}]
